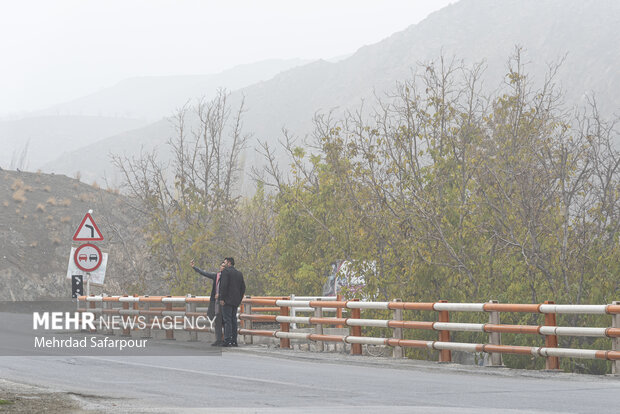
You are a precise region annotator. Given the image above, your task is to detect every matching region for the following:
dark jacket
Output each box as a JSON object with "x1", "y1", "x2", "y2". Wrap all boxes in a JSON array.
[
  {"x1": 219, "y1": 266, "x2": 246, "y2": 307},
  {"x1": 192, "y1": 266, "x2": 219, "y2": 318}
]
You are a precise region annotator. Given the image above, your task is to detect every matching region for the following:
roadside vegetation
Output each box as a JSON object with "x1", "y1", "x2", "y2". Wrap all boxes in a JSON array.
[{"x1": 115, "y1": 51, "x2": 620, "y2": 373}]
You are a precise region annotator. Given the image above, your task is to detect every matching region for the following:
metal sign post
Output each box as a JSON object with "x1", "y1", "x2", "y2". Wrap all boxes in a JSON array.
[{"x1": 86, "y1": 272, "x2": 91, "y2": 296}]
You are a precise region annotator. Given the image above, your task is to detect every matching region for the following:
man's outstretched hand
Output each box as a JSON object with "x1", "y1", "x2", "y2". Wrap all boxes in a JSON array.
[{"x1": 190, "y1": 259, "x2": 195, "y2": 267}]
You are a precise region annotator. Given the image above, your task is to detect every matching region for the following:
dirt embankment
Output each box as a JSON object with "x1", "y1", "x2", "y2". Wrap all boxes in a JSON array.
[{"x1": 0, "y1": 169, "x2": 166, "y2": 301}]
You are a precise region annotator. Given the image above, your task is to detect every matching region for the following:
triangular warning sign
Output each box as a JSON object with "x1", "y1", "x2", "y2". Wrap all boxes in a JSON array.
[{"x1": 72, "y1": 213, "x2": 104, "y2": 241}]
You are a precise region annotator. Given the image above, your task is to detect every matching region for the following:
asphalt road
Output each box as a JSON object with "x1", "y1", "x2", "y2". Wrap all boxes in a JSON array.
[{"x1": 1, "y1": 346, "x2": 619, "y2": 413}]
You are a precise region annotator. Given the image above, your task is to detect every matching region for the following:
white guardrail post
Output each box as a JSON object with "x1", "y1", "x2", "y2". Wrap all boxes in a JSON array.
[
  {"x1": 165, "y1": 296, "x2": 175, "y2": 340},
  {"x1": 613, "y1": 301, "x2": 619, "y2": 375},
  {"x1": 102, "y1": 294, "x2": 114, "y2": 335},
  {"x1": 487, "y1": 300, "x2": 503, "y2": 367},
  {"x1": 187, "y1": 294, "x2": 197, "y2": 342},
  {"x1": 290, "y1": 294, "x2": 296, "y2": 329},
  {"x1": 89, "y1": 295, "x2": 97, "y2": 333},
  {"x1": 142, "y1": 296, "x2": 151, "y2": 338},
  {"x1": 392, "y1": 299, "x2": 403, "y2": 358},
  {"x1": 121, "y1": 295, "x2": 131, "y2": 337},
  {"x1": 244, "y1": 297, "x2": 253, "y2": 345}
]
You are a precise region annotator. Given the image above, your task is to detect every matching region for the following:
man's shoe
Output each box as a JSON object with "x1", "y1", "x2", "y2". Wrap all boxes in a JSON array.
[
  {"x1": 211, "y1": 341, "x2": 222, "y2": 347},
  {"x1": 221, "y1": 342, "x2": 231, "y2": 347},
  {"x1": 230, "y1": 342, "x2": 238, "y2": 347}
]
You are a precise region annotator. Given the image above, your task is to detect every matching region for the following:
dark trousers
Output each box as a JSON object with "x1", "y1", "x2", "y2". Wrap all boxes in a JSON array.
[
  {"x1": 222, "y1": 304, "x2": 238, "y2": 344},
  {"x1": 213, "y1": 312, "x2": 223, "y2": 342}
]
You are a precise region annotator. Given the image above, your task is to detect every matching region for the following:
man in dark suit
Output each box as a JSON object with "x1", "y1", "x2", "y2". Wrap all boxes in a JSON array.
[
  {"x1": 190, "y1": 259, "x2": 225, "y2": 346},
  {"x1": 219, "y1": 257, "x2": 246, "y2": 347}
]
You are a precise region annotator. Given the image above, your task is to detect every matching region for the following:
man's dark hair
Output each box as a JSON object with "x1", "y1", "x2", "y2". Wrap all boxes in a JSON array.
[{"x1": 225, "y1": 257, "x2": 235, "y2": 266}]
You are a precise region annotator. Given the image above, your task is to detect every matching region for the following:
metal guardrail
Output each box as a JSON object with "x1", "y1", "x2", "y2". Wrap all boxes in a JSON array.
[{"x1": 77, "y1": 295, "x2": 620, "y2": 373}]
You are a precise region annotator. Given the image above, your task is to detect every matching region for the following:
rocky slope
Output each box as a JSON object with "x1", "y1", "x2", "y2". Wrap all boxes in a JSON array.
[{"x1": 0, "y1": 169, "x2": 164, "y2": 300}]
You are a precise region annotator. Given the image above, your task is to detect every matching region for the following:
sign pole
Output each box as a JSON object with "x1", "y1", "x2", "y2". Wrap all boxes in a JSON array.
[{"x1": 86, "y1": 272, "x2": 91, "y2": 296}]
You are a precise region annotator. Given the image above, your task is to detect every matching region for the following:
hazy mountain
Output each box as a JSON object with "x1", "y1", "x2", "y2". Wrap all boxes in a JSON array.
[
  {"x1": 0, "y1": 116, "x2": 147, "y2": 172},
  {"x1": 0, "y1": 59, "x2": 309, "y2": 173},
  {"x1": 34, "y1": 58, "x2": 310, "y2": 122},
  {"x1": 43, "y1": 0, "x2": 620, "y2": 189}
]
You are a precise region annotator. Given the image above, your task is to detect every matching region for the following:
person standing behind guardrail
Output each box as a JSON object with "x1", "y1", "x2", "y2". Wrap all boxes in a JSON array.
[
  {"x1": 219, "y1": 257, "x2": 245, "y2": 347},
  {"x1": 190, "y1": 259, "x2": 225, "y2": 346}
]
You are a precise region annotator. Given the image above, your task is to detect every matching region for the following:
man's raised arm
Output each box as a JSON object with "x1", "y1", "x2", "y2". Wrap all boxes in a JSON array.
[{"x1": 189, "y1": 259, "x2": 217, "y2": 281}]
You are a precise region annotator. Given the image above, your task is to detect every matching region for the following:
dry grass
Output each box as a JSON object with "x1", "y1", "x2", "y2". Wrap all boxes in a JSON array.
[
  {"x1": 51, "y1": 236, "x2": 61, "y2": 245},
  {"x1": 106, "y1": 187, "x2": 120, "y2": 195},
  {"x1": 46, "y1": 197, "x2": 57, "y2": 206},
  {"x1": 36, "y1": 203, "x2": 46, "y2": 212},
  {"x1": 12, "y1": 188, "x2": 26, "y2": 203},
  {"x1": 30, "y1": 241, "x2": 38, "y2": 248},
  {"x1": 60, "y1": 216, "x2": 71, "y2": 223},
  {"x1": 43, "y1": 185, "x2": 51, "y2": 192},
  {"x1": 2, "y1": 201, "x2": 8, "y2": 207},
  {"x1": 24, "y1": 185, "x2": 33, "y2": 192},
  {"x1": 11, "y1": 179, "x2": 24, "y2": 191},
  {"x1": 78, "y1": 193, "x2": 92, "y2": 202},
  {"x1": 47, "y1": 215, "x2": 54, "y2": 221},
  {"x1": 92, "y1": 181, "x2": 100, "y2": 189},
  {"x1": 59, "y1": 198, "x2": 71, "y2": 207}
]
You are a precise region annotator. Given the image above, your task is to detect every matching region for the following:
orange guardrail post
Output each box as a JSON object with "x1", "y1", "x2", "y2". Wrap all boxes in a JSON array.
[
  {"x1": 336, "y1": 294, "x2": 344, "y2": 327},
  {"x1": 279, "y1": 297, "x2": 291, "y2": 349},
  {"x1": 437, "y1": 300, "x2": 451, "y2": 363},
  {"x1": 612, "y1": 301, "x2": 619, "y2": 375},
  {"x1": 165, "y1": 296, "x2": 174, "y2": 340},
  {"x1": 543, "y1": 300, "x2": 560, "y2": 370},
  {"x1": 350, "y1": 299, "x2": 362, "y2": 355}
]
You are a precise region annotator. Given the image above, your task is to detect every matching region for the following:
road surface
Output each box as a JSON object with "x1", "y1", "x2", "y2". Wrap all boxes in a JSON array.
[{"x1": 1, "y1": 345, "x2": 619, "y2": 412}]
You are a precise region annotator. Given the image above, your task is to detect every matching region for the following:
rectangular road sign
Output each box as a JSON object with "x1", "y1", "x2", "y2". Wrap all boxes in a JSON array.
[{"x1": 71, "y1": 275, "x2": 83, "y2": 298}]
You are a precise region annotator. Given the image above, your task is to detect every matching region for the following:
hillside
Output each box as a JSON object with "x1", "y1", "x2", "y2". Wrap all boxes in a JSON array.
[
  {"x1": 42, "y1": 0, "x2": 620, "y2": 188},
  {"x1": 0, "y1": 169, "x2": 164, "y2": 300}
]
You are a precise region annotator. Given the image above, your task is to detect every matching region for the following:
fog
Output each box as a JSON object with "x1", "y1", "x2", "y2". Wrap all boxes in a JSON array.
[{"x1": 0, "y1": 0, "x2": 452, "y2": 117}]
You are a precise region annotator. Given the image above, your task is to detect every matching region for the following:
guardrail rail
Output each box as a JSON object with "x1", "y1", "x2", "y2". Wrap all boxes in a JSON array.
[{"x1": 77, "y1": 295, "x2": 620, "y2": 373}]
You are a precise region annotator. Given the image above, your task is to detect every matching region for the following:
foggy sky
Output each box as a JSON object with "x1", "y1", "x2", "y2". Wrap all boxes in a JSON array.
[{"x1": 0, "y1": 0, "x2": 453, "y2": 117}]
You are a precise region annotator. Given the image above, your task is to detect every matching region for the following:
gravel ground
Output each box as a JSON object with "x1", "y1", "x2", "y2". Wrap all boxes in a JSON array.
[{"x1": 0, "y1": 379, "x2": 103, "y2": 413}]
